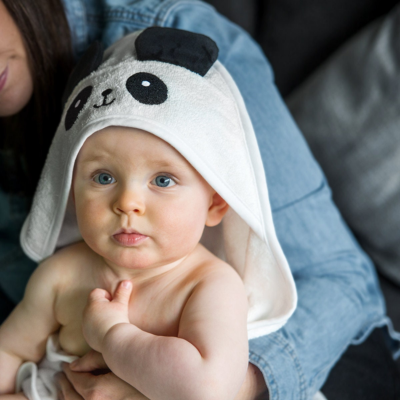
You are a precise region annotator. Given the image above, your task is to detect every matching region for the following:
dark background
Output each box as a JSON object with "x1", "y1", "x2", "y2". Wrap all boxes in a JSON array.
[{"x1": 206, "y1": 0, "x2": 399, "y2": 96}]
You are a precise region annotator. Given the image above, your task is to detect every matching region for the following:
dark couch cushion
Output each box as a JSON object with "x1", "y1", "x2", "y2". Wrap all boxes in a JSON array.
[{"x1": 205, "y1": 0, "x2": 399, "y2": 96}]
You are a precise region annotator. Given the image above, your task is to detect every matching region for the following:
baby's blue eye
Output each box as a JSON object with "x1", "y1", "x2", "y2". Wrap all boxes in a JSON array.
[
  {"x1": 94, "y1": 173, "x2": 115, "y2": 185},
  {"x1": 153, "y1": 175, "x2": 175, "y2": 187}
]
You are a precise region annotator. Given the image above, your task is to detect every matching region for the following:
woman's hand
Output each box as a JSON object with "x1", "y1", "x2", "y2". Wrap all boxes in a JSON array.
[
  {"x1": 235, "y1": 363, "x2": 269, "y2": 400},
  {"x1": 57, "y1": 358, "x2": 268, "y2": 400},
  {"x1": 56, "y1": 363, "x2": 149, "y2": 400},
  {"x1": 69, "y1": 350, "x2": 109, "y2": 374}
]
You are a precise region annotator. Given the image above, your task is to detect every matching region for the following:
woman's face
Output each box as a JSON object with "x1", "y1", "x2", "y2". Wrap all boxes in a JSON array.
[{"x1": 0, "y1": 1, "x2": 33, "y2": 117}]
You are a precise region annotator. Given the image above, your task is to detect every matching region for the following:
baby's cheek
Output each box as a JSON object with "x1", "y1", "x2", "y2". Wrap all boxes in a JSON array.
[
  {"x1": 160, "y1": 200, "x2": 207, "y2": 246},
  {"x1": 76, "y1": 198, "x2": 105, "y2": 234}
]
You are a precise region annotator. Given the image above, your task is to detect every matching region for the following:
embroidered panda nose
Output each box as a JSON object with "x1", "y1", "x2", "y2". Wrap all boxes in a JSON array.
[
  {"x1": 126, "y1": 72, "x2": 168, "y2": 105},
  {"x1": 94, "y1": 88, "x2": 116, "y2": 109}
]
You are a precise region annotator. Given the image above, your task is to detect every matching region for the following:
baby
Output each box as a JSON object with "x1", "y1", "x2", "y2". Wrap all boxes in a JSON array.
[
  {"x1": 0, "y1": 124, "x2": 248, "y2": 400},
  {"x1": 0, "y1": 27, "x2": 296, "y2": 400}
]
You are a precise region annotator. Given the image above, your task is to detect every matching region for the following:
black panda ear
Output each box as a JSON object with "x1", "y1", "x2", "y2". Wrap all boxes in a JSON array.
[
  {"x1": 62, "y1": 41, "x2": 104, "y2": 107},
  {"x1": 135, "y1": 27, "x2": 219, "y2": 77}
]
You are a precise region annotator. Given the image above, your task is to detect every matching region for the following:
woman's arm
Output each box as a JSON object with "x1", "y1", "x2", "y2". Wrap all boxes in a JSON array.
[
  {"x1": 58, "y1": 359, "x2": 268, "y2": 400},
  {"x1": 57, "y1": 362, "x2": 149, "y2": 400},
  {"x1": 82, "y1": 271, "x2": 249, "y2": 400}
]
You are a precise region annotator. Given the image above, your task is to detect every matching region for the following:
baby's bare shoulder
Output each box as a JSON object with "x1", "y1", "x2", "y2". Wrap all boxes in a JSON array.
[
  {"x1": 194, "y1": 245, "x2": 244, "y2": 288},
  {"x1": 46, "y1": 240, "x2": 92, "y2": 263},
  {"x1": 20, "y1": 242, "x2": 93, "y2": 314},
  {"x1": 35, "y1": 241, "x2": 94, "y2": 288},
  {"x1": 179, "y1": 246, "x2": 248, "y2": 338}
]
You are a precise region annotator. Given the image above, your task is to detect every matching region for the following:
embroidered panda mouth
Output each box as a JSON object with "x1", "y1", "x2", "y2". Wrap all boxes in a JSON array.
[{"x1": 93, "y1": 89, "x2": 116, "y2": 109}]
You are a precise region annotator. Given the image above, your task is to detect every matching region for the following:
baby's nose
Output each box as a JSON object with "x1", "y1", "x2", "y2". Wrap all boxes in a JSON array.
[{"x1": 114, "y1": 189, "x2": 145, "y2": 216}]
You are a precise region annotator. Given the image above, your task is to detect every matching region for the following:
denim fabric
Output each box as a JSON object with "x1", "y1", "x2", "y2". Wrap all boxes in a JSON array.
[{"x1": 1, "y1": 0, "x2": 396, "y2": 398}]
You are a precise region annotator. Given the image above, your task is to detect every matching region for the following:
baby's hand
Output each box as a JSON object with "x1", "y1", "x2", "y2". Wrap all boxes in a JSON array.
[{"x1": 82, "y1": 281, "x2": 132, "y2": 352}]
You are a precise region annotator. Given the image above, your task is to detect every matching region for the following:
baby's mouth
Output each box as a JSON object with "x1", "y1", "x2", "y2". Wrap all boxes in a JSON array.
[{"x1": 112, "y1": 229, "x2": 148, "y2": 246}]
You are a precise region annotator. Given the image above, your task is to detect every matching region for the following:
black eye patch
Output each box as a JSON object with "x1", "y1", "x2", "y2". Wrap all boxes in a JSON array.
[
  {"x1": 126, "y1": 73, "x2": 167, "y2": 105},
  {"x1": 65, "y1": 86, "x2": 93, "y2": 130}
]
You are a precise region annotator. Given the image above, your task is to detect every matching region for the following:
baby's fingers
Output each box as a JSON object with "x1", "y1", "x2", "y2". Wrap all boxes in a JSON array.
[
  {"x1": 88, "y1": 288, "x2": 112, "y2": 303},
  {"x1": 112, "y1": 280, "x2": 132, "y2": 305}
]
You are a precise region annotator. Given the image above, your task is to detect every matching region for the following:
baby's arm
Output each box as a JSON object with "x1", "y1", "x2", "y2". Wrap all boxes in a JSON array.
[
  {"x1": 83, "y1": 268, "x2": 249, "y2": 400},
  {"x1": 0, "y1": 258, "x2": 60, "y2": 393}
]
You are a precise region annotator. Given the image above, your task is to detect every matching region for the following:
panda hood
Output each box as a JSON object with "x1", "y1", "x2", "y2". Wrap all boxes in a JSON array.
[{"x1": 21, "y1": 28, "x2": 296, "y2": 338}]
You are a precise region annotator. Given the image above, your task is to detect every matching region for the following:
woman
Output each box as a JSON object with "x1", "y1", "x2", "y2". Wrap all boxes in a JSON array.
[
  {"x1": 1, "y1": 0, "x2": 399, "y2": 399},
  {"x1": 0, "y1": 0, "x2": 74, "y2": 313}
]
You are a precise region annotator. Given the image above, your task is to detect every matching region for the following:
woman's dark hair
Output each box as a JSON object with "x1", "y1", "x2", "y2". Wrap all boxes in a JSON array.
[{"x1": 1, "y1": 0, "x2": 74, "y2": 195}]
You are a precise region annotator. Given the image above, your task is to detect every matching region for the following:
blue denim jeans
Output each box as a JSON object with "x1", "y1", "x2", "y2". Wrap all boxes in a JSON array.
[{"x1": 1, "y1": 0, "x2": 397, "y2": 398}]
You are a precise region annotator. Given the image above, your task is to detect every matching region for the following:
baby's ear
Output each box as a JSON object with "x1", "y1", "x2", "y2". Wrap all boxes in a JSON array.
[{"x1": 205, "y1": 192, "x2": 229, "y2": 227}]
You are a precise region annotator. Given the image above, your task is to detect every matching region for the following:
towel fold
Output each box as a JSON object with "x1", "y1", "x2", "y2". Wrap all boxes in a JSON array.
[{"x1": 16, "y1": 334, "x2": 78, "y2": 400}]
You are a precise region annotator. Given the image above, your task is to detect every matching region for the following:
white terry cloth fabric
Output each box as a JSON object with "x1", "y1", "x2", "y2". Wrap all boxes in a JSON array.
[
  {"x1": 15, "y1": 334, "x2": 77, "y2": 400},
  {"x1": 20, "y1": 27, "x2": 297, "y2": 338}
]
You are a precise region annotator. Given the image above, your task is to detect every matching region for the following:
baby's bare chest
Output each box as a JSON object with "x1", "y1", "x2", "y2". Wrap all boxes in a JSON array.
[{"x1": 55, "y1": 280, "x2": 194, "y2": 357}]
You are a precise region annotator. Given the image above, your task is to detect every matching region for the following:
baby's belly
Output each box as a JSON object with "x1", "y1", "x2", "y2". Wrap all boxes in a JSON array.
[{"x1": 58, "y1": 324, "x2": 91, "y2": 357}]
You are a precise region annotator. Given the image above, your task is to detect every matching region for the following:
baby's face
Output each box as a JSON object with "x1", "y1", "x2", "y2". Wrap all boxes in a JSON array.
[{"x1": 73, "y1": 126, "x2": 217, "y2": 270}]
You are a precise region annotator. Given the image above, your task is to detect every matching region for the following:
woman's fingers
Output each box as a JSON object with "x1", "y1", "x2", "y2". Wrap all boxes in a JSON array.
[
  {"x1": 60, "y1": 364, "x2": 102, "y2": 399},
  {"x1": 61, "y1": 363, "x2": 94, "y2": 390},
  {"x1": 60, "y1": 363, "x2": 150, "y2": 400},
  {"x1": 70, "y1": 350, "x2": 108, "y2": 372},
  {"x1": 55, "y1": 371, "x2": 85, "y2": 400}
]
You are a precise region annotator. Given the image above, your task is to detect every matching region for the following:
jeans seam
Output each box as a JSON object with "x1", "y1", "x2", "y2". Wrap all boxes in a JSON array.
[
  {"x1": 87, "y1": 10, "x2": 154, "y2": 26},
  {"x1": 272, "y1": 178, "x2": 328, "y2": 214},
  {"x1": 275, "y1": 333, "x2": 308, "y2": 400},
  {"x1": 250, "y1": 332, "x2": 308, "y2": 400},
  {"x1": 157, "y1": 0, "x2": 214, "y2": 26},
  {"x1": 249, "y1": 351, "x2": 280, "y2": 400},
  {"x1": 89, "y1": 1, "x2": 213, "y2": 27}
]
